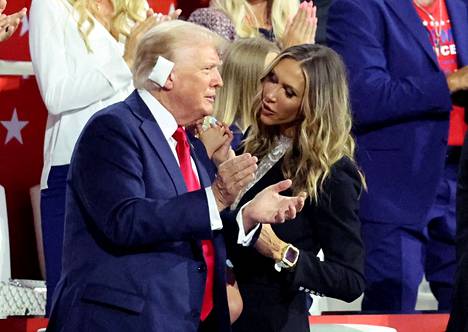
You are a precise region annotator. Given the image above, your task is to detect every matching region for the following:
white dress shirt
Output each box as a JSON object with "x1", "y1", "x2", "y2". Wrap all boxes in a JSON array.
[
  {"x1": 29, "y1": 0, "x2": 134, "y2": 189},
  {"x1": 138, "y1": 89, "x2": 258, "y2": 243}
]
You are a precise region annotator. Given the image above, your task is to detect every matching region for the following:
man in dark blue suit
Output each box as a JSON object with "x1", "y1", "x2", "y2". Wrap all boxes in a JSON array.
[
  {"x1": 327, "y1": 0, "x2": 468, "y2": 312},
  {"x1": 46, "y1": 20, "x2": 306, "y2": 332}
]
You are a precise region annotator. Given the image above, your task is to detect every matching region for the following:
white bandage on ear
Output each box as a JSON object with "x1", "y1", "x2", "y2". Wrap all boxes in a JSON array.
[{"x1": 148, "y1": 56, "x2": 175, "y2": 87}]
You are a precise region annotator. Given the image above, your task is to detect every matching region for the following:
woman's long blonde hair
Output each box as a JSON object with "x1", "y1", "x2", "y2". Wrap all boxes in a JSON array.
[
  {"x1": 68, "y1": 0, "x2": 146, "y2": 51},
  {"x1": 215, "y1": 37, "x2": 279, "y2": 131},
  {"x1": 244, "y1": 44, "x2": 364, "y2": 202},
  {"x1": 211, "y1": 0, "x2": 299, "y2": 40}
]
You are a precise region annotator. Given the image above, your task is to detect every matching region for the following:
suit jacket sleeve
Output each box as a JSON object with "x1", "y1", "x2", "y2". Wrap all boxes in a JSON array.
[
  {"x1": 286, "y1": 160, "x2": 365, "y2": 302},
  {"x1": 327, "y1": 0, "x2": 452, "y2": 130},
  {"x1": 69, "y1": 111, "x2": 213, "y2": 251}
]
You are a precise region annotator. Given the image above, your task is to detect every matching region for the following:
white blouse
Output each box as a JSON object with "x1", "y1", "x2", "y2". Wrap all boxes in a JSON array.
[{"x1": 29, "y1": 0, "x2": 134, "y2": 189}]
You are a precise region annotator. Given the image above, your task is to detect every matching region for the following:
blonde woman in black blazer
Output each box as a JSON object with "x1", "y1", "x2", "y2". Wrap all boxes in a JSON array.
[{"x1": 222, "y1": 44, "x2": 366, "y2": 332}]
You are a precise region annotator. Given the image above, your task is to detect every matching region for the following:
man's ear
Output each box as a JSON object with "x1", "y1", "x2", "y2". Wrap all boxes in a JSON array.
[{"x1": 163, "y1": 72, "x2": 175, "y2": 90}]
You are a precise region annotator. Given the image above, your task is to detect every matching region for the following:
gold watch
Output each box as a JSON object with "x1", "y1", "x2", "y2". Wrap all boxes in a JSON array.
[{"x1": 274, "y1": 244, "x2": 300, "y2": 271}]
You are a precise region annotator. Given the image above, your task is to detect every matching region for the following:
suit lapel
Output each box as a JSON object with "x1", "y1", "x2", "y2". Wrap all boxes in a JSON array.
[
  {"x1": 188, "y1": 134, "x2": 212, "y2": 188},
  {"x1": 447, "y1": 0, "x2": 468, "y2": 66},
  {"x1": 385, "y1": 0, "x2": 439, "y2": 67},
  {"x1": 124, "y1": 91, "x2": 187, "y2": 195}
]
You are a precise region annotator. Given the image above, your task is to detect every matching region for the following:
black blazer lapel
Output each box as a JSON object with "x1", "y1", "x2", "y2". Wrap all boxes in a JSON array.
[{"x1": 385, "y1": 0, "x2": 439, "y2": 68}]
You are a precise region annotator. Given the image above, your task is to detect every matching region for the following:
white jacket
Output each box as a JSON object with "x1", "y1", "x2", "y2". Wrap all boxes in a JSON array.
[{"x1": 29, "y1": 0, "x2": 134, "y2": 188}]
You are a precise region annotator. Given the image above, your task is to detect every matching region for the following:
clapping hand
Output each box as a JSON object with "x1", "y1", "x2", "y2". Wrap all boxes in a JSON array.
[
  {"x1": 242, "y1": 179, "x2": 307, "y2": 232},
  {"x1": 212, "y1": 154, "x2": 258, "y2": 211},
  {"x1": 123, "y1": 8, "x2": 182, "y2": 68},
  {"x1": 0, "y1": 0, "x2": 27, "y2": 43},
  {"x1": 280, "y1": 1, "x2": 317, "y2": 49}
]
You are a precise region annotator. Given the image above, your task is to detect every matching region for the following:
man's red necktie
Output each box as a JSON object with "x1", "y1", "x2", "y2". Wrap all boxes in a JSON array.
[{"x1": 172, "y1": 126, "x2": 214, "y2": 321}]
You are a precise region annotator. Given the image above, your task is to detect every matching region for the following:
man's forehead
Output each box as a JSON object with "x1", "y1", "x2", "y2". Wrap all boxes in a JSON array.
[{"x1": 174, "y1": 44, "x2": 221, "y2": 66}]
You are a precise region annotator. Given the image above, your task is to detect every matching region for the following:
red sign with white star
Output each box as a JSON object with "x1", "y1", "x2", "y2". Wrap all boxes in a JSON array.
[
  {"x1": 0, "y1": 76, "x2": 46, "y2": 279},
  {"x1": 1, "y1": 109, "x2": 29, "y2": 144}
]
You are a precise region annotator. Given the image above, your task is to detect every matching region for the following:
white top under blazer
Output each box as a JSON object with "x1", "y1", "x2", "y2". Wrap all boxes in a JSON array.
[{"x1": 29, "y1": 0, "x2": 134, "y2": 189}]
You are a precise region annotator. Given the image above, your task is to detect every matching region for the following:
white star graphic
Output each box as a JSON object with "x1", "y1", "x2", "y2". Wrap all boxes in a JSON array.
[{"x1": 1, "y1": 109, "x2": 28, "y2": 144}]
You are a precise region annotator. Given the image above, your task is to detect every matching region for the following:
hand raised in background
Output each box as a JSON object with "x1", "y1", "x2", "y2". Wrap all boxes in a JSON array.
[
  {"x1": 123, "y1": 8, "x2": 182, "y2": 69},
  {"x1": 0, "y1": 0, "x2": 27, "y2": 43},
  {"x1": 280, "y1": 1, "x2": 317, "y2": 49}
]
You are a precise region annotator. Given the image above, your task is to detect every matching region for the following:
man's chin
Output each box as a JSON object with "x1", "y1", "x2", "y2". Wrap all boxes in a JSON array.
[{"x1": 202, "y1": 107, "x2": 214, "y2": 117}]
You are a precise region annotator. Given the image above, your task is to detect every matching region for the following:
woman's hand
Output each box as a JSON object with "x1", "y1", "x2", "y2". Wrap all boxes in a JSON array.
[
  {"x1": 0, "y1": 2, "x2": 27, "y2": 43},
  {"x1": 210, "y1": 123, "x2": 235, "y2": 166},
  {"x1": 198, "y1": 123, "x2": 229, "y2": 157},
  {"x1": 123, "y1": 8, "x2": 182, "y2": 69},
  {"x1": 198, "y1": 121, "x2": 234, "y2": 165},
  {"x1": 280, "y1": 1, "x2": 317, "y2": 49},
  {"x1": 254, "y1": 224, "x2": 287, "y2": 261}
]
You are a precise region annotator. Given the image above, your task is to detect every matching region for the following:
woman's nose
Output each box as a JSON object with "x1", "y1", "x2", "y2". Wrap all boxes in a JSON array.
[{"x1": 264, "y1": 86, "x2": 278, "y2": 102}]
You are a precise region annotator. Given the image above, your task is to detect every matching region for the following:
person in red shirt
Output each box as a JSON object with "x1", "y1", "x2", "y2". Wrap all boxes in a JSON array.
[{"x1": 328, "y1": 0, "x2": 468, "y2": 312}]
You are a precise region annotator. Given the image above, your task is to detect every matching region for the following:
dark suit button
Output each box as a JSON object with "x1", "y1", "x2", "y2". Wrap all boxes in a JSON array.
[
  {"x1": 197, "y1": 264, "x2": 206, "y2": 272},
  {"x1": 191, "y1": 309, "x2": 200, "y2": 318}
]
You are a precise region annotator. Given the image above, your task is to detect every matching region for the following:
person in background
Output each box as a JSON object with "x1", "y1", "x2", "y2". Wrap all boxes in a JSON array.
[
  {"x1": 29, "y1": 0, "x2": 179, "y2": 314},
  {"x1": 188, "y1": 0, "x2": 316, "y2": 49},
  {"x1": 213, "y1": 37, "x2": 279, "y2": 148},
  {"x1": 46, "y1": 20, "x2": 307, "y2": 332},
  {"x1": 216, "y1": 44, "x2": 365, "y2": 332},
  {"x1": 447, "y1": 131, "x2": 468, "y2": 331},
  {"x1": 0, "y1": 0, "x2": 27, "y2": 42},
  {"x1": 328, "y1": 0, "x2": 468, "y2": 312}
]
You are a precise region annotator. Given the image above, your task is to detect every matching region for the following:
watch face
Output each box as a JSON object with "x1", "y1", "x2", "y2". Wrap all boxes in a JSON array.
[{"x1": 284, "y1": 246, "x2": 299, "y2": 264}]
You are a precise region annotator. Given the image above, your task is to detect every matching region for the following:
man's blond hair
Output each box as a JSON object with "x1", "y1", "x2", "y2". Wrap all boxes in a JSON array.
[{"x1": 133, "y1": 20, "x2": 225, "y2": 91}]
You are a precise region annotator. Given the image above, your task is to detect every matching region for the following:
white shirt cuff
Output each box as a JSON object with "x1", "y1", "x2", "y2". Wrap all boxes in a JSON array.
[
  {"x1": 206, "y1": 187, "x2": 223, "y2": 231},
  {"x1": 236, "y1": 202, "x2": 260, "y2": 246}
]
